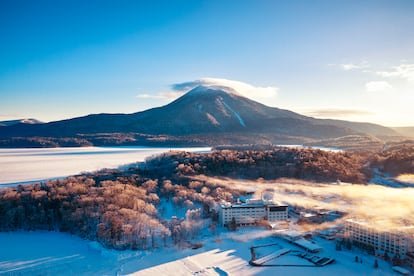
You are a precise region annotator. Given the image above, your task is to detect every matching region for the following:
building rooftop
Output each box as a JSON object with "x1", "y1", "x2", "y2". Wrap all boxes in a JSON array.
[{"x1": 220, "y1": 198, "x2": 287, "y2": 209}]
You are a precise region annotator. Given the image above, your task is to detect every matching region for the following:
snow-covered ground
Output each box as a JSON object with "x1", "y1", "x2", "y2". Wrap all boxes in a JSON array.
[
  {"x1": 277, "y1": 145, "x2": 343, "y2": 152},
  {"x1": 0, "y1": 147, "x2": 210, "y2": 185},
  {"x1": 0, "y1": 231, "x2": 121, "y2": 275},
  {"x1": 128, "y1": 228, "x2": 396, "y2": 276},
  {"x1": 221, "y1": 100, "x2": 246, "y2": 127},
  {"x1": 370, "y1": 168, "x2": 414, "y2": 188},
  {"x1": 0, "y1": 228, "x2": 397, "y2": 275}
]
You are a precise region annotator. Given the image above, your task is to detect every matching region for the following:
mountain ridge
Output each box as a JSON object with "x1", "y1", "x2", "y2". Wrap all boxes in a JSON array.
[
  {"x1": 392, "y1": 127, "x2": 414, "y2": 138},
  {"x1": 0, "y1": 118, "x2": 44, "y2": 127},
  {"x1": 0, "y1": 85, "x2": 402, "y2": 149}
]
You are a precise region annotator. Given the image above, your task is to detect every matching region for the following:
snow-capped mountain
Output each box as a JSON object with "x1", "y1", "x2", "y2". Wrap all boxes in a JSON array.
[{"x1": 0, "y1": 85, "x2": 398, "y2": 146}]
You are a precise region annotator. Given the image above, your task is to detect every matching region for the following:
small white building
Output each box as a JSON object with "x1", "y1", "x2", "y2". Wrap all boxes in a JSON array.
[
  {"x1": 219, "y1": 199, "x2": 288, "y2": 227},
  {"x1": 344, "y1": 219, "x2": 414, "y2": 258}
]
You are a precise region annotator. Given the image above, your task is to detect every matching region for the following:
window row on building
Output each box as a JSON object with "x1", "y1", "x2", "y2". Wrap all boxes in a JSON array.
[
  {"x1": 220, "y1": 199, "x2": 288, "y2": 226},
  {"x1": 345, "y1": 219, "x2": 414, "y2": 258}
]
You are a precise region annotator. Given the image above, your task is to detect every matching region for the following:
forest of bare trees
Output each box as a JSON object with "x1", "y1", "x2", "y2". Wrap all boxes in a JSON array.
[
  {"x1": 147, "y1": 148, "x2": 369, "y2": 183},
  {"x1": 0, "y1": 166, "x2": 242, "y2": 249},
  {"x1": 147, "y1": 146, "x2": 414, "y2": 182},
  {"x1": 370, "y1": 141, "x2": 414, "y2": 176}
]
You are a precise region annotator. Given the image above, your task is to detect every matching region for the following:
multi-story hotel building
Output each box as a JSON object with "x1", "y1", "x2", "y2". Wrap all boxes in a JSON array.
[
  {"x1": 344, "y1": 219, "x2": 414, "y2": 258},
  {"x1": 219, "y1": 199, "x2": 288, "y2": 227},
  {"x1": 406, "y1": 252, "x2": 414, "y2": 270}
]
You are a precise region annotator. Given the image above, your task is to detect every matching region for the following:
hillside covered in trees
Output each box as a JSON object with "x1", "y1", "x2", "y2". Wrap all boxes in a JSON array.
[
  {"x1": 147, "y1": 148, "x2": 369, "y2": 183},
  {"x1": 145, "y1": 145, "x2": 414, "y2": 183},
  {"x1": 1, "y1": 146, "x2": 413, "y2": 250},
  {"x1": 0, "y1": 168, "x2": 243, "y2": 250}
]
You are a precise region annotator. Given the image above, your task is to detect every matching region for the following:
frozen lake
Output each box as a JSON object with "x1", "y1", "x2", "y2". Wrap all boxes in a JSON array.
[{"x1": 0, "y1": 146, "x2": 210, "y2": 185}]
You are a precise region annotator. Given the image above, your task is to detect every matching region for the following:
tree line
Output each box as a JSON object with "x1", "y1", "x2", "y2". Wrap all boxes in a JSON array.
[
  {"x1": 0, "y1": 169, "x2": 243, "y2": 249},
  {"x1": 147, "y1": 146, "x2": 414, "y2": 183},
  {"x1": 147, "y1": 148, "x2": 368, "y2": 183}
]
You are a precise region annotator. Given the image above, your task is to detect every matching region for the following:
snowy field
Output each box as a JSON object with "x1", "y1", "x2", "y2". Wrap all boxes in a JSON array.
[
  {"x1": 0, "y1": 228, "x2": 396, "y2": 276},
  {"x1": 0, "y1": 231, "x2": 120, "y2": 275},
  {"x1": 129, "y1": 228, "x2": 396, "y2": 276},
  {"x1": 0, "y1": 147, "x2": 210, "y2": 185}
]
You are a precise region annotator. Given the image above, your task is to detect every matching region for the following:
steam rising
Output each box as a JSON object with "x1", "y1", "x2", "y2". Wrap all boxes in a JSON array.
[
  {"x1": 193, "y1": 176, "x2": 414, "y2": 232},
  {"x1": 396, "y1": 174, "x2": 414, "y2": 185}
]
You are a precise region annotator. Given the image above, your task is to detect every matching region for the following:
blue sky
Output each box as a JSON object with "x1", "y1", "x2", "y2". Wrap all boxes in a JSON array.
[{"x1": 1, "y1": 0, "x2": 414, "y2": 126}]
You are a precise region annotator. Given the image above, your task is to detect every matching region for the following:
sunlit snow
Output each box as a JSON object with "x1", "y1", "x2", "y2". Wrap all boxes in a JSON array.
[
  {"x1": 0, "y1": 229, "x2": 396, "y2": 275},
  {"x1": 222, "y1": 100, "x2": 246, "y2": 127},
  {"x1": 0, "y1": 147, "x2": 210, "y2": 185}
]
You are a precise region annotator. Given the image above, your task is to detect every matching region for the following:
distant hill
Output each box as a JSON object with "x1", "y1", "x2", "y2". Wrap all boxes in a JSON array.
[
  {"x1": 0, "y1": 85, "x2": 401, "y2": 149},
  {"x1": 392, "y1": 127, "x2": 414, "y2": 138},
  {"x1": 0, "y1": 118, "x2": 43, "y2": 127}
]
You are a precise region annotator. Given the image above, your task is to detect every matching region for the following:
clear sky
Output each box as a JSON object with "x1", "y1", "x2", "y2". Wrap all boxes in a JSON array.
[{"x1": 1, "y1": 0, "x2": 414, "y2": 126}]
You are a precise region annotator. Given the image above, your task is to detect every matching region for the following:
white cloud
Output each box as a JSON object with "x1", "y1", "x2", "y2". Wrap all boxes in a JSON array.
[
  {"x1": 365, "y1": 81, "x2": 393, "y2": 92},
  {"x1": 136, "y1": 94, "x2": 160, "y2": 99},
  {"x1": 303, "y1": 108, "x2": 374, "y2": 118},
  {"x1": 136, "y1": 78, "x2": 279, "y2": 103},
  {"x1": 172, "y1": 77, "x2": 279, "y2": 100},
  {"x1": 136, "y1": 78, "x2": 279, "y2": 106},
  {"x1": 376, "y1": 63, "x2": 414, "y2": 82},
  {"x1": 136, "y1": 91, "x2": 185, "y2": 100},
  {"x1": 341, "y1": 64, "x2": 359, "y2": 71},
  {"x1": 339, "y1": 61, "x2": 369, "y2": 71}
]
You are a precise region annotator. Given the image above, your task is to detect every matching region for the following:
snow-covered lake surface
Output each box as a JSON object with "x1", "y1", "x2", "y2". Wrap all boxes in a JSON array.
[{"x1": 0, "y1": 147, "x2": 210, "y2": 185}]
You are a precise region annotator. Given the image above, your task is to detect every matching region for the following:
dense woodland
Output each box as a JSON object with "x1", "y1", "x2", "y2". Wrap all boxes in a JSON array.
[
  {"x1": 372, "y1": 141, "x2": 414, "y2": 176},
  {"x1": 0, "y1": 134, "x2": 204, "y2": 148},
  {"x1": 0, "y1": 169, "x2": 241, "y2": 249},
  {"x1": 1, "y1": 146, "x2": 413, "y2": 250},
  {"x1": 147, "y1": 144, "x2": 414, "y2": 182},
  {"x1": 147, "y1": 148, "x2": 370, "y2": 183},
  {"x1": 0, "y1": 137, "x2": 92, "y2": 148}
]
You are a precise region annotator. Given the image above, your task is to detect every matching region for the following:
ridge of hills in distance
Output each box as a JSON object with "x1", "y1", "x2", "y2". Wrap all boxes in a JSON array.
[{"x1": 0, "y1": 85, "x2": 412, "y2": 151}]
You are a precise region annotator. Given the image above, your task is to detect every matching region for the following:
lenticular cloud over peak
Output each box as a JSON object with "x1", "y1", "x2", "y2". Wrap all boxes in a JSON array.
[{"x1": 172, "y1": 78, "x2": 279, "y2": 101}]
